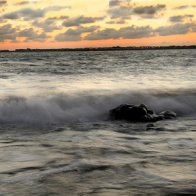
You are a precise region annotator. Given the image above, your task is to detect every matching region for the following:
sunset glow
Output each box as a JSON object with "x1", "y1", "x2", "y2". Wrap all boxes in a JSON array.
[{"x1": 0, "y1": 0, "x2": 196, "y2": 49}]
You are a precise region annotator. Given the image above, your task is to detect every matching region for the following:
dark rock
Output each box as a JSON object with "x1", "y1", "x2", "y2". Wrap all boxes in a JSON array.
[{"x1": 110, "y1": 104, "x2": 176, "y2": 122}]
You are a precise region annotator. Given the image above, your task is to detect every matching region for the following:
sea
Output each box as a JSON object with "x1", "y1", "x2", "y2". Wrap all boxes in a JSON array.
[{"x1": 0, "y1": 49, "x2": 195, "y2": 196}]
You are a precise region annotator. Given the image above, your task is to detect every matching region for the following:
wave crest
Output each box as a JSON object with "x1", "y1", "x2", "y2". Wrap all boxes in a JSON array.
[{"x1": 0, "y1": 90, "x2": 195, "y2": 125}]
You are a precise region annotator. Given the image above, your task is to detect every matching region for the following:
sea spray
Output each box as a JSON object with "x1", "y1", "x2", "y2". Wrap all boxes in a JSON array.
[{"x1": 0, "y1": 90, "x2": 195, "y2": 125}]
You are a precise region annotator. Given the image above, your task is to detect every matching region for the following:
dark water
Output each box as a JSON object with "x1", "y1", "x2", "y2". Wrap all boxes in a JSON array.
[{"x1": 0, "y1": 50, "x2": 195, "y2": 195}]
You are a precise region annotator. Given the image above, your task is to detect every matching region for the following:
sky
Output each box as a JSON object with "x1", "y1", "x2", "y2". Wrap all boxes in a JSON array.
[{"x1": 0, "y1": 0, "x2": 196, "y2": 49}]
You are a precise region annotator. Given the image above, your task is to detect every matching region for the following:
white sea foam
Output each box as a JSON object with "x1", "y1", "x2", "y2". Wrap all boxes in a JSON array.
[{"x1": 0, "y1": 90, "x2": 195, "y2": 125}]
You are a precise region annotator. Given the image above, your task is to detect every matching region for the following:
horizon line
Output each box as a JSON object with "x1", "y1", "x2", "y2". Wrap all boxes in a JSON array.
[{"x1": 1, "y1": 45, "x2": 196, "y2": 52}]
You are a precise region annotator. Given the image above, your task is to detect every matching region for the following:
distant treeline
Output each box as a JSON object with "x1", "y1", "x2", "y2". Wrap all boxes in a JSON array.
[{"x1": 1, "y1": 45, "x2": 196, "y2": 52}]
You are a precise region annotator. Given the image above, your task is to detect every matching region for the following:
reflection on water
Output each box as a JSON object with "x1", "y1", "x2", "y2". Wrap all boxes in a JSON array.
[{"x1": 0, "y1": 119, "x2": 195, "y2": 195}]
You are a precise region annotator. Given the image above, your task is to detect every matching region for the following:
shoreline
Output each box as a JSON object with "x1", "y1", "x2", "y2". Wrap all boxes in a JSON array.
[{"x1": 0, "y1": 45, "x2": 196, "y2": 53}]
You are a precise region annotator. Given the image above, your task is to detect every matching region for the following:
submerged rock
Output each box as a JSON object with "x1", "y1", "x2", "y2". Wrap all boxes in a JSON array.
[{"x1": 110, "y1": 104, "x2": 176, "y2": 122}]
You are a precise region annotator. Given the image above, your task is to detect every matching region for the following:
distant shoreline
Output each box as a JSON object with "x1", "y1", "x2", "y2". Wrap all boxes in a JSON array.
[{"x1": 0, "y1": 45, "x2": 196, "y2": 52}]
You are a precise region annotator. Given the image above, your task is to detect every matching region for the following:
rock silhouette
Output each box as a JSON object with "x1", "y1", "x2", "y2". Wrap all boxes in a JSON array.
[{"x1": 110, "y1": 104, "x2": 176, "y2": 122}]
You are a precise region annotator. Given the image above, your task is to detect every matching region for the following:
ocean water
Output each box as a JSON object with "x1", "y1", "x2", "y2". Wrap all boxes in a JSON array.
[{"x1": 0, "y1": 49, "x2": 196, "y2": 195}]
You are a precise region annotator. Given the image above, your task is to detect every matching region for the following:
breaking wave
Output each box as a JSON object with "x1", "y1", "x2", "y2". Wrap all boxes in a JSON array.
[{"x1": 0, "y1": 89, "x2": 195, "y2": 125}]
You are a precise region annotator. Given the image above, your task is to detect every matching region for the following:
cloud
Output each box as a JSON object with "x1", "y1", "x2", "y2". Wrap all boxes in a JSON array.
[
  {"x1": 119, "y1": 26, "x2": 153, "y2": 38},
  {"x1": 85, "y1": 28, "x2": 119, "y2": 40},
  {"x1": 133, "y1": 4, "x2": 166, "y2": 17},
  {"x1": 192, "y1": 24, "x2": 196, "y2": 32},
  {"x1": 15, "y1": 0, "x2": 45, "y2": 5},
  {"x1": 15, "y1": 1, "x2": 29, "y2": 5},
  {"x1": 33, "y1": 18, "x2": 60, "y2": 32},
  {"x1": 85, "y1": 23, "x2": 196, "y2": 40},
  {"x1": 17, "y1": 28, "x2": 47, "y2": 41},
  {"x1": 106, "y1": 19, "x2": 126, "y2": 24},
  {"x1": 0, "y1": 0, "x2": 6, "y2": 6},
  {"x1": 155, "y1": 23, "x2": 196, "y2": 36},
  {"x1": 85, "y1": 25, "x2": 153, "y2": 40},
  {"x1": 48, "y1": 16, "x2": 69, "y2": 20},
  {"x1": 108, "y1": 6, "x2": 132, "y2": 20},
  {"x1": 174, "y1": 5, "x2": 189, "y2": 10},
  {"x1": 63, "y1": 16, "x2": 104, "y2": 27},
  {"x1": 2, "y1": 8, "x2": 45, "y2": 20},
  {"x1": 169, "y1": 15, "x2": 194, "y2": 23},
  {"x1": 56, "y1": 21, "x2": 196, "y2": 42},
  {"x1": 109, "y1": 0, "x2": 122, "y2": 7},
  {"x1": 0, "y1": 24, "x2": 16, "y2": 41},
  {"x1": 174, "y1": 5, "x2": 196, "y2": 10},
  {"x1": 108, "y1": 2, "x2": 166, "y2": 20},
  {"x1": 109, "y1": 0, "x2": 131, "y2": 7},
  {"x1": 55, "y1": 26, "x2": 98, "y2": 41},
  {"x1": 46, "y1": 6, "x2": 71, "y2": 12},
  {"x1": 2, "y1": 6, "x2": 68, "y2": 20},
  {"x1": 0, "y1": 23, "x2": 48, "y2": 42}
]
